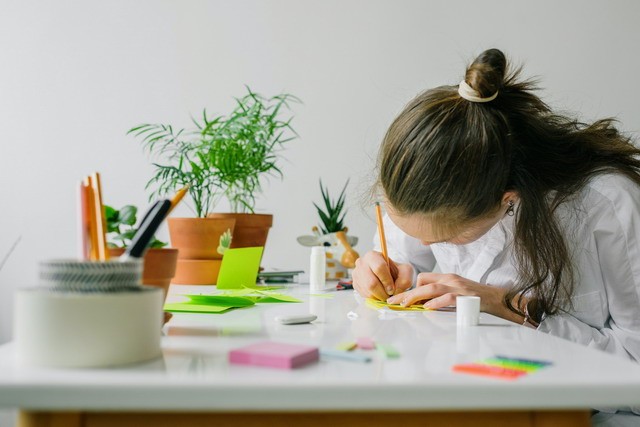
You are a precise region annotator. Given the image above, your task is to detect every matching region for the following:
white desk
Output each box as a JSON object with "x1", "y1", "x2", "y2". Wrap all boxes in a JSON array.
[{"x1": 2, "y1": 283, "x2": 640, "y2": 427}]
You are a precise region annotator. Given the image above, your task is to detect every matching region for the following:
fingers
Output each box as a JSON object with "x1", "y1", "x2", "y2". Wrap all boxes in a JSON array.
[
  {"x1": 423, "y1": 293, "x2": 457, "y2": 309},
  {"x1": 352, "y1": 251, "x2": 395, "y2": 301},
  {"x1": 394, "y1": 263, "x2": 414, "y2": 293},
  {"x1": 416, "y1": 272, "x2": 462, "y2": 287},
  {"x1": 386, "y1": 284, "x2": 452, "y2": 307}
]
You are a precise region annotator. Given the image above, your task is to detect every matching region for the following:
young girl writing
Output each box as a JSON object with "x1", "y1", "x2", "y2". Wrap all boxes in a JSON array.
[{"x1": 353, "y1": 48, "x2": 640, "y2": 364}]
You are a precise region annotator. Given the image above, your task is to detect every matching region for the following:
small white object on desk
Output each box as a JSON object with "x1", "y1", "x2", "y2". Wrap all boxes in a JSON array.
[
  {"x1": 456, "y1": 295, "x2": 480, "y2": 326},
  {"x1": 275, "y1": 314, "x2": 318, "y2": 325},
  {"x1": 309, "y1": 246, "x2": 326, "y2": 292}
]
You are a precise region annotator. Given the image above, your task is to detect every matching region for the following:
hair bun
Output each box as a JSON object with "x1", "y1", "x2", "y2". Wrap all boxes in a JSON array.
[{"x1": 464, "y1": 48, "x2": 506, "y2": 98}]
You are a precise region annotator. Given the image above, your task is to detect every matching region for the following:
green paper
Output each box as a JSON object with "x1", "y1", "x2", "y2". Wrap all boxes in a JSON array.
[
  {"x1": 256, "y1": 293, "x2": 302, "y2": 303},
  {"x1": 253, "y1": 289, "x2": 302, "y2": 303},
  {"x1": 186, "y1": 295, "x2": 255, "y2": 307},
  {"x1": 163, "y1": 303, "x2": 234, "y2": 313},
  {"x1": 216, "y1": 247, "x2": 264, "y2": 289},
  {"x1": 377, "y1": 344, "x2": 400, "y2": 359},
  {"x1": 481, "y1": 358, "x2": 541, "y2": 372}
]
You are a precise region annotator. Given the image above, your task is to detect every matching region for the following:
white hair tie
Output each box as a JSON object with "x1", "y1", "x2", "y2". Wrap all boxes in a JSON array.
[{"x1": 458, "y1": 80, "x2": 498, "y2": 103}]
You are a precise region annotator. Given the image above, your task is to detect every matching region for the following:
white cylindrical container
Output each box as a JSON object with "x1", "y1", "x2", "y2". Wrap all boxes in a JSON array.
[
  {"x1": 309, "y1": 246, "x2": 326, "y2": 292},
  {"x1": 14, "y1": 286, "x2": 163, "y2": 368},
  {"x1": 456, "y1": 295, "x2": 480, "y2": 327}
]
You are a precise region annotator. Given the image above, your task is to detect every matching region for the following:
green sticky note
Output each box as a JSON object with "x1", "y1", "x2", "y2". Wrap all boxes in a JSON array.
[
  {"x1": 185, "y1": 295, "x2": 255, "y2": 307},
  {"x1": 377, "y1": 344, "x2": 400, "y2": 359},
  {"x1": 481, "y1": 358, "x2": 541, "y2": 373},
  {"x1": 216, "y1": 247, "x2": 264, "y2": 289},
  {"x1": 256, "y1": 293, "x2": 302, "y2": 303},
  {"x1": 163, "y1": 303, "x2": 234, "y2": 313}
]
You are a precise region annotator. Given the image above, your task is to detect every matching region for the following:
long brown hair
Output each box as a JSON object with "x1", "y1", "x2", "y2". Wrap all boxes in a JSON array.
[{"x1": 379, "y1": 48, "x2": 640, "y2": 320}]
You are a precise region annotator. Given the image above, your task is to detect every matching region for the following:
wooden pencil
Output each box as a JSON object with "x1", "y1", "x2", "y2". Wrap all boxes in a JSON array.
[{"x1": 375, "y1": 202, "x2": 389, "y2": 265}]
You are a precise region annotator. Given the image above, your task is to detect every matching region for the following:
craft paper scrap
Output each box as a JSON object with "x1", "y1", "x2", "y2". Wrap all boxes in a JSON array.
[
  {"x1": 452, "y1": 363, "x2": 528, "y2": 380},
  {"x1": 163, "y1": 303, "x2": 235, "y2": 314},
  {"x1": 335, "y1": 342, "x2": 357, "y2": 351},
  {"x1": 377, "y1": 344, "x2": 400, "y2": 359},
  {"x1": 494, "y1": 355, "x2": 552, "y2": 367},
  {"x1": 185, "y1": 295, "x2": 256, "y2": 307},
  {"x1": 452, "y1": 356, "x2": 552, "y2": 380},
  {"x1": 356, "y1": 337, "x2": 376, "y2": 350},
  {"x1": 216, "y1": 247, "x2": 264, "y2": 289},
  {"x1": 366, "y1": 298, "x2": 430, "y2": 311}
]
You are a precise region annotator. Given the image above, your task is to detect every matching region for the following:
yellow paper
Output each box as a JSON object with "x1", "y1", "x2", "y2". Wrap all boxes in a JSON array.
[{"x1": 366, "y1": 298, "x2": 430, "y2": 311}]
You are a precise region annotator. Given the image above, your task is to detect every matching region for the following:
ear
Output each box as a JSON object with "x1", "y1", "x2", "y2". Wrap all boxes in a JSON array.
[{"x1": 501, "y1": 191, "x2": 519, "y2": 207}]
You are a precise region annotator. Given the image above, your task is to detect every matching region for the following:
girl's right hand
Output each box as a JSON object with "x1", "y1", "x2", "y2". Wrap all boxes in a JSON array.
[{"x1": 352, "y1": 251, "x2": 414, "y2": 301}]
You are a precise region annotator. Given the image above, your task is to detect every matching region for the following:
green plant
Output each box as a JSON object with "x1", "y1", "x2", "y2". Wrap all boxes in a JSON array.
[
  {"x1": 313, "y1": 179, "x2": 349, "y2": 234},
  {"x1": 128, "y1": 87, "x2": 301, "y2": 217},
  {"x1": 105, "y1": 204, "x2": 167, "y2": 249}
]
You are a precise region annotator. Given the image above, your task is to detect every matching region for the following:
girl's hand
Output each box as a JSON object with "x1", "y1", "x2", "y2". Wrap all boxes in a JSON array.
[
  {"x1": 386, "y1": 272, "x2": 524, "y2": 323},
  {"x1": 352, "y1": 251, "x2": 414, "y2": 301}
]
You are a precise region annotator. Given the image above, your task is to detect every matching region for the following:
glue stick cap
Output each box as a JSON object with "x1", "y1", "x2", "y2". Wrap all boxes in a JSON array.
[{"x1": 456, "y1": 295, "x2": 480, "y2": 327}]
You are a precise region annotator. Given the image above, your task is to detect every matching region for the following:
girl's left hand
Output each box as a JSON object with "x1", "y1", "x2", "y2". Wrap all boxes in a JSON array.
[{"x1": 386, "y1": 272, "x2": 523, "y2": 323}]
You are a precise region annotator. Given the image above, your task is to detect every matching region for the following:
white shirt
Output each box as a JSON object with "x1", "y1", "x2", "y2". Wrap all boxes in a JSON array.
[{"x1": 375, "y1": 173, "x2": 640, "y2": 364}]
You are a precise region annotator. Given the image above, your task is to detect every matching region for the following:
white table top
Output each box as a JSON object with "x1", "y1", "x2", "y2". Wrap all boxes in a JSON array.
[{"x1": 1, "y1": 283, "x2": 640, "y2": 412}]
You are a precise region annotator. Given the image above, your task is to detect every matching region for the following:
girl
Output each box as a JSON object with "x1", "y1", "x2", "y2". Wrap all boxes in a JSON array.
[{"x1": 353, "y1": 48, "x2": 640, "y2": 364}]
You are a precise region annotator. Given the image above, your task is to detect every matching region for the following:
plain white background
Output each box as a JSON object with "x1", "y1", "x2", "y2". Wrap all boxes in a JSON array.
[
  {"x1": 0, "y1": 0, "x2": 639, "y2": 425},
  {"x1": 1, "y1": 0, "x2": 639, "y2": 364}
]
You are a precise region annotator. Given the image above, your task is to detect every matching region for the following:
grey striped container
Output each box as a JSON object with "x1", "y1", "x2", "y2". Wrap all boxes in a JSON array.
[{"x1": 39, "y1": 259, "x2": 143, "y2": 293}]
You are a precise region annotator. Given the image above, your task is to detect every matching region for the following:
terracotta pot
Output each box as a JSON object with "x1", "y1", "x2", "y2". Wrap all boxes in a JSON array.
[
  {"x1": 167, "y1": 217, "x2": 236, "y2": 260},
  {"x1": 167, "y1": 217, "x2": 236, "y2": 285},
  {"x1": 108, "y1": 248, "x2": 179, "y2": 300},
  {"x1": 172, "y1": 259, "x2": 222, "y2": 285},
  {"x1": 206, "y1": 213, "x2": 273, "y2": 249}
]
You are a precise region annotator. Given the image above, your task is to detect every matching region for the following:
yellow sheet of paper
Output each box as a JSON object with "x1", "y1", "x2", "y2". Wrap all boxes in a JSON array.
[
  {"x1": 216, "y1": 247, "x2": 264, "y2": 289},
  {"x1": 366, "y1": 298, "x2": 431, "y2": 311}
]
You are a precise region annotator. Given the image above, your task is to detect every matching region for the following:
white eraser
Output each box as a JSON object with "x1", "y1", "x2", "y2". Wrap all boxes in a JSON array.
[
  {"x1": 456, "y1": 296, "x2": 480, "y2": 327},
  {"x1": 275, "y1": 314, "x2": 318, "y2": 325}
]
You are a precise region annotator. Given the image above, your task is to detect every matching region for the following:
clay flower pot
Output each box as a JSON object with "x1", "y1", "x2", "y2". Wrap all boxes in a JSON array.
[
  {"x1": 108, "y1": 248, "x2": 179, "y2": 301},
  {"x1": 206, "y1": 213, "x2": 273, "y2": 249},
  {"x1": 167, "y1": 217, "x2": 236, "y2": 285}
]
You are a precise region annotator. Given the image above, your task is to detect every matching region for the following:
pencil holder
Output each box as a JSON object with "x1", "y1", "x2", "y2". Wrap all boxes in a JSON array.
[
  {"x1": 39, "y1": 259, "x2": 143, "y2": 292},
  {"x1": 13, "y1": 259, "x2": 163, "y2": 368}
]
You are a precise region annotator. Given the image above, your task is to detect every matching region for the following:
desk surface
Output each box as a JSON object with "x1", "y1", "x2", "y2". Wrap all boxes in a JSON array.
[{"x1": 1, "y1": 284, "x2": 640, "y2": 412}]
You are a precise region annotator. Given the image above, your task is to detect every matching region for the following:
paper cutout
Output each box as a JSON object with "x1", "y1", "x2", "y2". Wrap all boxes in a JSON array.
[
  {"x1": 452, "y1": 363, "x2": 527, "y2": 380},
  {"x1": 377, "y1": 344, "x2": 400, "y2": 359},
  {"x1": 163, "y1": 289, "x2": 301, "y2": 314},
  {"x1": 366, "y1": 298, "x2": 430, "y2": 311},
  {"x1": 163, "y1": 303, "x2": 234, "y2": 313},
  {"x1": 452, "y1": 356, "x2": 552, "y2": 380},
  {"x1": 185, "y1": 295, "x2": 256, "y2": 307},
  {"x1": 335, "y1": 342, "x2": 357, "y2": 351},
  {"x1": 216, "y1": 247, "x2": 264, "y2": 289}
]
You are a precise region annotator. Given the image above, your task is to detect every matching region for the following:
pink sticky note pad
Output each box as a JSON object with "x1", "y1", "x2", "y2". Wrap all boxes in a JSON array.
[
  {"x1": 229, "y1": 341, "x2": 319, "y2": 369},
  {"x1": 356, "y1": 337, "x2": 375, "y2": 350}
]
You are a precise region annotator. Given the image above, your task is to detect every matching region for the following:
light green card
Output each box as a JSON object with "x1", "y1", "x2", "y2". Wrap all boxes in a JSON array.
[{"x1": 216, "y1": 246, "x2": 264, "y2": 289}]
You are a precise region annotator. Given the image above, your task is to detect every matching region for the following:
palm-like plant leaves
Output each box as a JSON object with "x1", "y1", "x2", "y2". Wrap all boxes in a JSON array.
[
  {"x1": 129, "y1": 87, "x2": 300, "y2": 216},
  {"x1": 313, "y1": 180, "x2": 349, "y2": 234}
]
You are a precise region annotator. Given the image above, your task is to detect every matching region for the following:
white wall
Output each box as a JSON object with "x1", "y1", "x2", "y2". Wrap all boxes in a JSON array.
[{"x1": 1, "y1": 0, "x2": 639, "y2": 348}]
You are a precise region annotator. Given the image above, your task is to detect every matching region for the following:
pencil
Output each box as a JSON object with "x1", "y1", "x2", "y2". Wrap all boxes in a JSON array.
[
  {"x1": 91, "y1": 172, "x2": 109, "y2": 261},
  {"x1": 85, "y1": 176, "x2": 99, "y2": 261},
  {"x1": 167, "y1": 185, "x2": 189, "y2": 215},
  {"x1": 375, "y1": 202, "x2": 389, "y2": 265}
]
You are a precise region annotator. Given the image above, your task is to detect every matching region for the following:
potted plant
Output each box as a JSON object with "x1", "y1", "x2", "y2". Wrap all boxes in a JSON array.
[
  {"x1": 296, "y1": 180, "x2": 359, "y2": 280},
  {"x1": 105, "y1": 204, "x2": 179, "y2": 299},
  {"x1": 129, "y1": 86, "x2": 300, "y2": 285}
]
